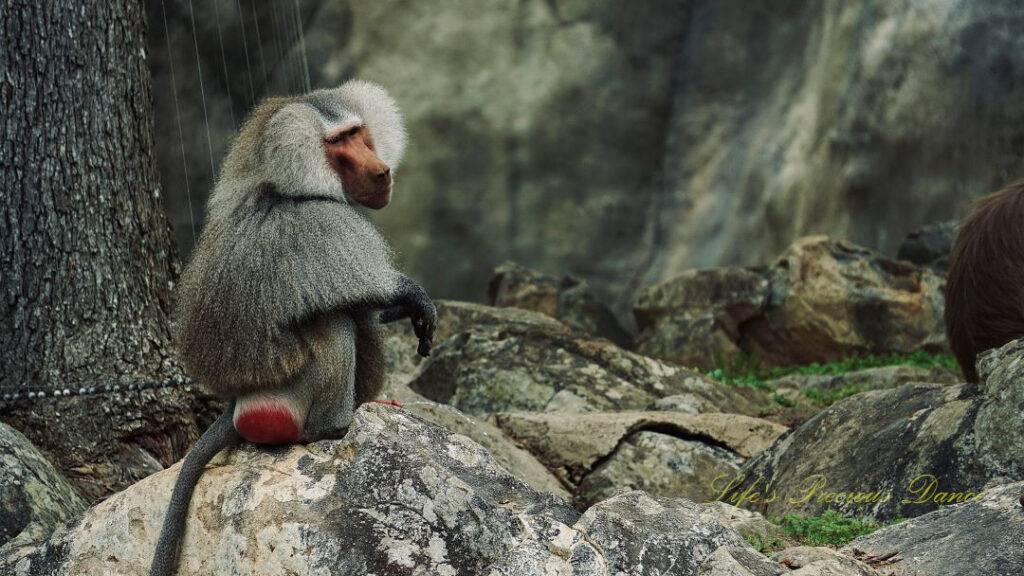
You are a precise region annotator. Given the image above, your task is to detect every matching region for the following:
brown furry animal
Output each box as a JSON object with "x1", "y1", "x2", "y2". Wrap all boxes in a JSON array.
[{"x1": 945, "y1": 180, "x2": 1024, "y2": 382}]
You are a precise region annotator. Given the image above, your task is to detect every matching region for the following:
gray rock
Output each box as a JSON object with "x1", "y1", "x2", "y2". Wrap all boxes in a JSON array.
[
  {"x1": 490, "y1": 410, "x2": 785, "y2": 491},
  {"x1": 381, "y1": 299, "x2": 567, "y2": 390},
  {"x1": 844, "y1": 480, "x2": 1024, "y2": 576},
  {"x1": 7, "y1": 406, "x2": 761, "y2": 576},
  {"x1": 770, "y1": 547, "x2": 881, "y2": 576},
  {"x1": 430, "y1": 300, "x2": 568, "y2": 341},
  {"x1": 401, "y1": 400, "x2": 572, "y2": 500},
  {"x1": 575, "y1": 491, "x2": 752, "y2": 576},
  {"x1": 973, "y1": 339, "x2": 1024, "y2": 478},
  {"x1": 579, "y1": 431, "x2": 745, "y2": 507},
  {"x1": 725, "y1": 382, "x2": 988, "y2": 521},
  {"x1": 634, "y1": 267, "x2": 770, "y2": 370},
  {"x1": 10, "y1": 405, "x2": 578, "y2": 575},
  {"x1": 409, "y1": 320, "x2": 724, "y2": 414},
  {"x1": 647, "y1": 382, "x2": 772, "y2": 417},
  {"x1": 697, "y1": 546, "x2": 787, "y2": 576},
  {"x1": 0, "y1": 423, "x2": 86, "y2": 562},
  {"x1": 488, "y1": 262, "x2": 631, "y2": 346},
  {"x1": 726, "y1": 337, "x2": 1024, "y2": 522},
  {"x1": 896, "y1": 220, "x2": 958, "y2": 274},
  {"x1": 635, "y1": 237, "x2": 948, "y2": 369}
]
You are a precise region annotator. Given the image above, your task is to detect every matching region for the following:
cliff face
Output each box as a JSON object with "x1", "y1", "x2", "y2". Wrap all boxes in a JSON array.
[
  {"x1": 657, "y1": 1, "x2": 1024, "y2": 275},
  {"x1": 150, "y1": 0, "x2": 1024, "y2": 307}
]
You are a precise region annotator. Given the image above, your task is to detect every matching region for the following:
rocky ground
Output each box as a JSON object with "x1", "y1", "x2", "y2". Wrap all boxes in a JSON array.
[{"x1": 2, "y1": 235, "x2": 1022, "y2": 575}]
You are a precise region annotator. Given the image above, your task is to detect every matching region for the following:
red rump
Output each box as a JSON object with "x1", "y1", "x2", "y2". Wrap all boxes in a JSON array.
[{"x1": 234, "y1": 404, "x2": 301, "y2": 444}]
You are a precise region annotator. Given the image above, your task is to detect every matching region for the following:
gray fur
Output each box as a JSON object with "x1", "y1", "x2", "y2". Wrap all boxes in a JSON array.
[{"x1": 178, "y1": 183, "x2": 400, "y2": 394}]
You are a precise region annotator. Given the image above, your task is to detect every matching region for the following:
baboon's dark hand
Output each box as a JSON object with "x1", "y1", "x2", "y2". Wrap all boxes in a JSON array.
[
  {"x1": 411, "y1": 298, "x2": 437, "y2": 357},
  {"x1": 399, "y1": 276, "x2": 436, "y2": 357}
]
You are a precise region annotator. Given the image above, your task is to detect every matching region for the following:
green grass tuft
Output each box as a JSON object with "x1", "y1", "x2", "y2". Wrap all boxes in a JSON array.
[
  {"x1": 771, "y1": 393, "x2": 796, "y2": 407},
  {"x1": 801, "y1": 384, "x2": 866, "y2": 407},
  {"x1": 772, "y1": 510, "x2": 890, "y2": 547},
  {"x1": 707, "y1": 350, "x2": 958, "y2": 396},
  {"x1": 745, "y1": 533, "x2": 790, "y2": 554}
]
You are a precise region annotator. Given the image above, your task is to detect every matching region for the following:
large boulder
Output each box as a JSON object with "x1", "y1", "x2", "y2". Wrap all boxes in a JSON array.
[
  {"x1": 845, "y1": 480, "x2": 1024, "y2": 576},
  {"x1": 635, "y1": 237, "x2": 947, "y2": 369},
  {"x1": 743, "y1": 237, "x2": 946, "y2": 366},
  {"x1": 381, "y1": 299, "x2": 568, "y2": 389},
  {"x1": 634, "y1": 266, "x2": 770, "y2": 370},
  {"x1": 488, "y1": 262, "x2": 631, "y2": 346},
  {"x1": 401, "y1": 400, "x2": 571, "y2": 500},
  {"x1": 0, "y1": 423, "x2": 86, "y2": 562},
  {"x1": 724, "y1": 382, "x2": 988, "y2": 521},
  {"x1": 409, "y1": 318, "x2": 767, "y2": 415},
  {"x1": 725, "y1": 337, "x2": 1024, "y2": 522},
  {"x1": 8, "y1": 405, "x2": 765, "y2": 575},
  {"x1": 971, "y1": 339, "x2": 1024, "y2": 479}
]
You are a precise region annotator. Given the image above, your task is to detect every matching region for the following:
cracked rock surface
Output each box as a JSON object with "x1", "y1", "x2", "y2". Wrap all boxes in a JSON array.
[
  {"x1": 8, "y1": 405, "x2": 765, "y2": 576},
  {"x1": 409, "y1": 318, "x2": 767, "y2": 415},
  {"x1": 491, "y1": 410, "x2": 785, "y2": 504}
]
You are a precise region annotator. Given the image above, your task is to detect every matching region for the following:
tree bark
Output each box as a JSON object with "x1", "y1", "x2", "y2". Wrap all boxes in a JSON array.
[{"x1": 0, "y1": 0, "x2": 220, "y2": 501}]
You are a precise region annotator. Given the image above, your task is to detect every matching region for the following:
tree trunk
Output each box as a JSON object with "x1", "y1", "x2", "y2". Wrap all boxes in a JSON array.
[{"x1": 0, "y1": 0, "x2": 221, "y2": 501}]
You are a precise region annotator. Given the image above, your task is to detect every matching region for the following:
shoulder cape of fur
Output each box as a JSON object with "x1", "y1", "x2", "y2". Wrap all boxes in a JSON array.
[{"x1": 177, "y1": 185, "x2": 401, "y2": 392}]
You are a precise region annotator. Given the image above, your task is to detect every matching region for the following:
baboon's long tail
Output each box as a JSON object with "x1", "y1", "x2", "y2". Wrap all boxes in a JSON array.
[{"x1": 149, "y1": 404, "x2": 239, "y2": 576}]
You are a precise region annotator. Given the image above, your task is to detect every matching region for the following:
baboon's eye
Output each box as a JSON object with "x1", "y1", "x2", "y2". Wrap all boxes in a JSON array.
[{"x1": 325, "y1": 125, "x2": 362, "y2": 145}]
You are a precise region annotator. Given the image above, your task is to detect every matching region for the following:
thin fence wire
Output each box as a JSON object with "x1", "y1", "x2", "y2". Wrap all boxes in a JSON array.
[
  {"x1": 251, "y1": 0, "x2": 268, "y2": 93},
  {"x1": 213, "y1": 0, "x2": 237, "y2": 130},
  {"x1": 187, "y1": 0, "x2": 218, "y2": 177},
  {"x1": 160, "y1": 0, "x2": 197, "y2": 248},
  {"x1": 236, "y1": 0, "x2": 256, "y2": 107},
  {"x1": 293, "y1": 0, "x2": 311, "y2": 93},
  {"x1": 1, "y1": 1, "x2": 319, "y2": 404}
]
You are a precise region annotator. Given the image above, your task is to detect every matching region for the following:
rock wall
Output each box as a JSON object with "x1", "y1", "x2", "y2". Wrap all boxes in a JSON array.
[{"x1": 149, "y1": 0, "x2": 1024, "y2": 308}]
